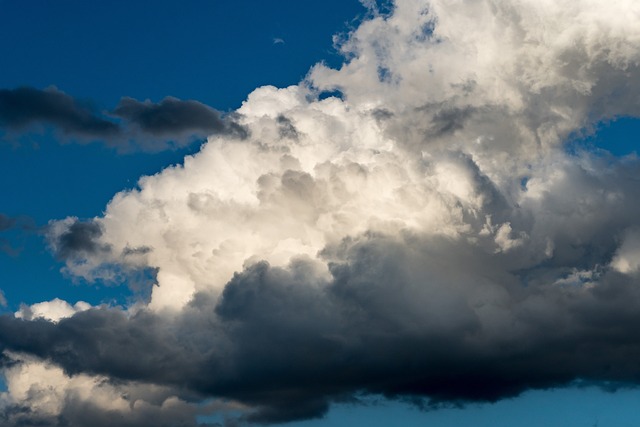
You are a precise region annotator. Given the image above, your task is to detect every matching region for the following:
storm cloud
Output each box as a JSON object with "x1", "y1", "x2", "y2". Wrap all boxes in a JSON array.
[
  {"x1": 4, "y1": 238, "x2": 640, "y2": 423},
  {"x1": 3, "y1": 0, "x2": 640, "y2": 425}
]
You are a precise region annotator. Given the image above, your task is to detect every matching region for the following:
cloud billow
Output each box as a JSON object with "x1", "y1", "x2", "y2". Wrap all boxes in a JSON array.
[
  {"x1": 4, "y1": 0, "x2": 640, "y2": 425},
  {"x1": 3, "y1": 240, "x2": 640, "y2": 423}
]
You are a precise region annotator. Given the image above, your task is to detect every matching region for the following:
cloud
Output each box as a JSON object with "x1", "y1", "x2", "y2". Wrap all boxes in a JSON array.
[
  {"x1": 3, "y1": 244, "x2": 640, "y2": 423},
  {"x1": 112, "y1": 96, "x2": 249, "y2": 141},
  {"x1": 48, "y1": 219, "x2": 109, "y2": 261},
  {"x1": 0, "y1": 87, "x2": 119, "y2": 137},
  {"x1": 47, "y1": 217, "x2": 158, "y2": 290},
  {"x1": 0, "y1": 87, "x2": 248, "y2": 151},
  {"x1": 15, "y1": 298, "x2": 92, "y2": 323},
  {"x1": 4, "y1": 0, "x2": 640, "y2": 425},
  {"x1": 0, "y1": 353, "x2": 223, "y2": 427},
  {"x1": 275, "y1": 114, "x2": 299, "y2": 140},
  {"x1": 610, "y1": 228, "x2": 640, "y2": 275}
]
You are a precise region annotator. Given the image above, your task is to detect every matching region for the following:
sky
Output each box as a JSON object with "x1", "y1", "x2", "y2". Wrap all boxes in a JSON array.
[{"x1": 1, "y1": 0, "x2": 640, "y2": 426}]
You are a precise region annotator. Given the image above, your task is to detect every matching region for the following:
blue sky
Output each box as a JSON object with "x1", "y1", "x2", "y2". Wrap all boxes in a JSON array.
[{"x1": 1, "y1": 1, "x2": 640, "y2": 426}]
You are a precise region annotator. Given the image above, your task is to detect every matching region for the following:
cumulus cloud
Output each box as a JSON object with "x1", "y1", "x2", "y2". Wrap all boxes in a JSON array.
[
  {"x1": 0, "y1": 87, "x2": 247, "y2": 151},
  {"x1": 0, "y1": 353, "x2": 226, "y2": 427},
  {"x1": 4, "y1": 250, "x2": 640, "y2": 423},
  {"x1": 4, "y1": 0, "x2": 640, "y2": 425}
]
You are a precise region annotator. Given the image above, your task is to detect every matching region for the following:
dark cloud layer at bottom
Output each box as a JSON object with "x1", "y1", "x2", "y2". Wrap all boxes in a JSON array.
[{"x1": 3, "y1": 231, "x2": 640, "y2": 424}]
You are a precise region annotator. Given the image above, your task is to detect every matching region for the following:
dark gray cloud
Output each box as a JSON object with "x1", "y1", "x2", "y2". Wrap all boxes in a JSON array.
[
  {"x1": 0, "y1": 87, "x2": 119, "y2": 137},
  {"x1": 122, "y1": 245, "x2": 152, "y2": 256},
  {"x1": 0, "y1": 87, "x2": 248, "y2": 151},
  {"x1": 47, "y1": 219, "x2": 157, "y2": 296},
  {"x1": 48, "y1": 219, "x2": 153, "y2": 263},
  {"x1": 370, "y1": 108, "x2": 394, "y2": 123},
  {"x1": 276, "y1": 115, "x2": 299, "y2": 140},
  {"x1": 428, "y1": 105, "x2": 476, "y2": 136},
  {"x1": 113, "y1": 97, "x2": 247, "y2": 139},
  {"x1": 52, "y1": 220, "x2": 110, "y2": 261},
  {"x1": 418, "y1": 103, "x2": 477, "y2": 138},
  {"x1": 4, "y1": 226, "x2": 640, "y2": 424}
]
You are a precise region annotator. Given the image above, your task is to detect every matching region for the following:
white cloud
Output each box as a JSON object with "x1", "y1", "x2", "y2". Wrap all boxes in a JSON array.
[
  {"x1": 611, "y1": 228, "x2": 640, "y2": 274},
  {"x1": 46, "y1": 0, "x2": 640, "y2": 313},
  {"x1": 15, "y1": 298, "x2": 91, "y2": 323},
  {"x1": 19, "y1": 1, "x2": 640, "y2": 424},
  {"x1": 0, "y1": 352, "x2": 228, "y2": 426}
]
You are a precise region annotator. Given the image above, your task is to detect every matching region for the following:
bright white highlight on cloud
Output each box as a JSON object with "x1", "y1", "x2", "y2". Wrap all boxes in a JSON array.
[
  {"x1": 611, "y1": 228, "x2": 640, "y2": 274},
  {"x1": 15, "y1": 299, "x2": 91, "y2": 323}
]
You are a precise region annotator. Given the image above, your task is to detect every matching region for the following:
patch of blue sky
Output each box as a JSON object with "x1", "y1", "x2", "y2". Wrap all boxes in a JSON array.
[
  {"x1": 283, "y1": 387, "x2": 640, "y2": 427},
  {"x1": 567, "y1": 117, "x2": 640, "y2": 158}
]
